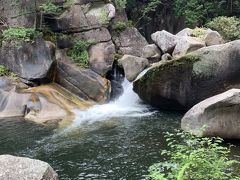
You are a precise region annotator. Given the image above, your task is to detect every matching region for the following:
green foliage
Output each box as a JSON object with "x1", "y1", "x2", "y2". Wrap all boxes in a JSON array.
[
  {"x1": 115, "y1": 0, "x2": 127, "y2": 10},
  {"x1": 0, "y1": 65, "x2": 16, "y2": 77},
  {"x1": 192, "y1": 27, "x2": 207, "y2": 39},
  {"x1": 39, "y1": 1, "x2": 61, "y2": 15},
  {"x1": 175, "y1": 0, "x2": 210, "y2": 27},
  {"x1": 67, "y1": 40, "x2": 96, "y2": 68},
  {"x1": 206, "y1": 16, "x2": 240, "y2": 41},
  {"x1": 2, "y1": 28, "x2": 41, "y2": 43},
  {"x1": 112, "y1": 21, "x2": 132, "y2": 32},
  {"x1": 175, "y1": 0, "x2": 240, "y2": 27},
  {"x1": 100, "y1": 9, "x2": 109, "y2": 24},
  {"x1": 41, "y1": 28, "x2": 57, "y2": 43},
  {"x1": 147, "y1": 130, "x2": 240, "y2": 180}
]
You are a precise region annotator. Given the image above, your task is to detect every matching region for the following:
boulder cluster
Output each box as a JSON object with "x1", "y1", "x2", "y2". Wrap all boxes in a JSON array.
[
  {"x1": 133, "y1": 28, "x2": 240, "y2": 139},
  {"x1": 0, "y1": 0, "x2": 149, "y2": 125}
]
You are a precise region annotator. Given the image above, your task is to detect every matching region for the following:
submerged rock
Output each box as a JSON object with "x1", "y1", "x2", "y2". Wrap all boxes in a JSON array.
[
  {"x1": 133, "y1": 40, "x2": 240, "y2": 110},
  {"x1": 181, "y1": 89, "x2": 240, "y2": 139},
  {"x1": 0, "y1": 38, "x2": 55, "y2": 82},
  {"x1": 0, "y1": 155, "x2": 58, "y2": 180},
  {"x1": 119, "y1": 55, "x2": 149, "y2": 82}
]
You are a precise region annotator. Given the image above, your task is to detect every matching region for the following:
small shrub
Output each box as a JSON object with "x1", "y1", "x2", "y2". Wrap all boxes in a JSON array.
[
  {"x1": 67, "y1": 39, "x2": 96, "y2": 68},
  {"x1": 115, "y1": 0, "x2": 127, "y2": 10},
  {"x1": 147, "y1": 130, "x2": 240, "y2": 180},
  {"x1": 112, "y1": 21, "x2": 132, "y2": 32},
  {"x1": 192, "y1": 27, "x2": 207, "y2": 39},
  {"x1": 206, "y1": 16, "x2": 240, "y2": 41},
  {"x1": 100, "y1": 9, "x2": 109, "y2": 24},
  {"x1": 39, "y1": 1, "x2": 61, "y2": 15},
  {"x1": 2, "y1": 27, "x2": 41, "y2": 43},
  {"x1": 0, "y1": 65, "x2": 16, "y2": 77}
]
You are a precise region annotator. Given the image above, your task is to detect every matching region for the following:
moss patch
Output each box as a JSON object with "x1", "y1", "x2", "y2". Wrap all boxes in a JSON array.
[{"x1": 138, "y1": 54, "x2": 200, "y2": 84}]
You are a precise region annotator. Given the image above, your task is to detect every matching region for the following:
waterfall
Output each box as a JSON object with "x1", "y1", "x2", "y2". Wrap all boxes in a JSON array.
[{"x1": 72, "y1": 78, "x2": 153, "y2": 124}]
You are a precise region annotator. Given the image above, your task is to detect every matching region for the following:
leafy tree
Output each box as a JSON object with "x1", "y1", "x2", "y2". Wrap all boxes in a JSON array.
[{"x1": 206, "y1": 16, "x2": 240, "y2": 41}]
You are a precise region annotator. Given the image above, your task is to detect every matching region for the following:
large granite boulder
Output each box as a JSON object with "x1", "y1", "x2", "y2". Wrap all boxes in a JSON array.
[
  {"x1": 0, "y1": 38, "x2": 55, "y2": 82},
  {"x1": 0, "y1": 155, "x2": 58, "y2": 180},
  {"x1": 181, "y1": 89, "x2": 240, "y2": 139},
  {"x1": 151, "y1": 30, "x2": 179, "y2": 53},
  {"x1": 48, "y1": 3, "x2": 115, "y2": 32},
  {"x1": 176, "y1": 28, "x2": 224, "y2": 46},
  {"x1": 173, "y1": 36, "x2": 205, "y2": 58},
  {"x1": 56, "y1": 59, "x2": 111, "y2": 103},
  {"x1": 89, "y1": 41, "x2": 115, "y2": 76},
  {"x1": 133, "y1": 40, "x2": 240, "y2": 110},
  {"x1": 142, "y1": 44, "x2": 161, "y2": 63},
  {"x1": 112, "y1": 27, "x2": 148, "y2": 57},
  {"x1": 119, "y1": 55, "x2": 149, "y2": 82}
]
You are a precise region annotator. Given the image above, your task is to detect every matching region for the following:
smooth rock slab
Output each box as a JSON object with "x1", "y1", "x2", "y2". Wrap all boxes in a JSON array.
[
  {"x1": 181, "y1": 89, "x2": 240, "y2": 139},
  {"x1": 0, "y1": 155, "x2": 58, "y2": 180},
  {"x1": 0, "y1": 39, "x2": 55, "y2": 82}
]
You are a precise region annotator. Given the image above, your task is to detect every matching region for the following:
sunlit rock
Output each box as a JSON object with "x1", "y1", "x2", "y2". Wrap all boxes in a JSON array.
[
  {"x1": 0, "y1": 155, "x2": 58, "y2": 180},
  {"x1": 181, "y1": 89, "x2": 240, "y2": 139}
]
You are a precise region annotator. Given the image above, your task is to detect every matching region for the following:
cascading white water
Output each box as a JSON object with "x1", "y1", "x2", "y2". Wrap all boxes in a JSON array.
[{"x1": 72, "y1": 78, "x2": 153, "y2": 125}]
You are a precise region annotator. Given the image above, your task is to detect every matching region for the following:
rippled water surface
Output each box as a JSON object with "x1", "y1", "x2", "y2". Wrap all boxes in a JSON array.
[
  {"x1": 0, "y1": 112, "x2": 182, "y2": 179},
  {"x1": 0, "y1": 79, "x2": 239, "y2": 179}
]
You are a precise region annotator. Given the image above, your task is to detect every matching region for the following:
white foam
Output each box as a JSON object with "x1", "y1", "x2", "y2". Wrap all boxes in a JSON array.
[{"x1": 72, "y1": 79, "x2": 154, "y2": 125}]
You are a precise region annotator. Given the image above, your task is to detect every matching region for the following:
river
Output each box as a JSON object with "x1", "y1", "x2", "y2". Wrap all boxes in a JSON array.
[{"x1": 0, "y1": 79, "x2": 239, "y2": 179}]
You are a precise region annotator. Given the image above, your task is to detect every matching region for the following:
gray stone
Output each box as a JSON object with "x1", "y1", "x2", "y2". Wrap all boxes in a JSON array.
[
  {"x1": 181, "y1": 89, "x2": 240, "y2": 139},
  {"x1": 161, "y1": 53, "x2": 173, "y2": 61},
  {"x1": 119, "y1": 55, "x2": 149, "y2": 81},
  {"x1": 133, "y1": 40, "x2": 240, "y2": 110},
  {"x1": 173, "y1": 36, "x2": 205, "y2": 58},
  {"x1": 56, "y1": 59, "x2": 111, "y2": 103},
  {"x1": 112, "y1": 27, "x2": 148, "y2": 57},
  {"x1": 89, "y1": 41, "x2": 115, "y2": 76},
  {"x1": 0, "y1": 38, "x2": 55, "y2": 82},
  {"x1": 0, "y1": 155, "x2": 58, "y2": 180},
  {"x1": 151, "y1": 30, "x2": 179, "y2": 53},
  {"x1": 204, "y1": 29, "x2": 224, "y2": 46},
  {"x1": 0, "y1": 77, "x2": 88, "y2": 125},
  {"x1": 50, "y1": 3, "x2": 115, "y2": 32},
  {"x1": 74, "y1": 27, "x2": 111, "y2": 43},
  {"x1": 142, "y1": 44, "x2": 161, "y2": 63},
  {"x1": 176, "y1": 28, "x2": 193, "y2": 37}
]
